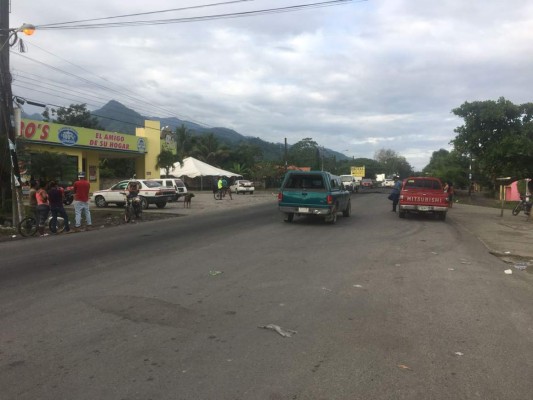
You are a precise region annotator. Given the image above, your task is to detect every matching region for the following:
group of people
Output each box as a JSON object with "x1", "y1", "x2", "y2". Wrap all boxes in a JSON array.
[
  {"x1": 215, "y1": 176, "x2": 233, "y2": 199},
  {"x1": 28, "y1": 171, "x2": 92, "y2": 237}
]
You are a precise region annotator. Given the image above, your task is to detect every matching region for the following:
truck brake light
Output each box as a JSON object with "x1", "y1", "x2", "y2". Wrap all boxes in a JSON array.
[
  {"x1": 278, "y1": 192, "x2": 283, "y2": 202},
  {"x1": 327, "y1": 195, "x2": 333, "y2": 204}
]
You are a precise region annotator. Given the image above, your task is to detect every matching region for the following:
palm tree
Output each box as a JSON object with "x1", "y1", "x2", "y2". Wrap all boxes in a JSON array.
[
  {"x1": 191, "y1": 134, "x2": 230, "y2": 166},
  {"x1": 156, "y1": 150, "x2": 177, "y2": 177}
]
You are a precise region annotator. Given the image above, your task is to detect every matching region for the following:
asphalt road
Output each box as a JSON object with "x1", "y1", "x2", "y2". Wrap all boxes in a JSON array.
[{"x1": 1, "y1": 192, "x2": 532, "y2": 400}]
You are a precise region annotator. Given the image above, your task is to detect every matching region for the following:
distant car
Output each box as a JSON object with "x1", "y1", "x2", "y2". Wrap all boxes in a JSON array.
[
  {"x1": 230, "y1": 180, "x2": 255, "y2": 194},
  {"x1": 92, "y1": 179, "x2": 176, "y2": 209},
  {"x1": 361, "y1": 179, "x2": 374, "y2": 188},
  {"x1": 382, "y1": 179, "x2": 394, "y2": 187},
  {"x1": 340, "y1": 175, "x2": 359, "y2": 192}
]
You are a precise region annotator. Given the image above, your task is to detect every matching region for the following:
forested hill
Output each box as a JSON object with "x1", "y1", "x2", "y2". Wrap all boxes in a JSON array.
[
  {"x1": 22, "y1": 100, "x2": 347, "y2": 162},
  {"x1": 93, "y1": 100, "x2": 293, "y2": 160}
]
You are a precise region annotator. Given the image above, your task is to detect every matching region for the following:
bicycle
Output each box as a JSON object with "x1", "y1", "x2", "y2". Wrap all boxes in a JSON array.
[
  {"x1": 18, "y1": 210, "x2": 66, "y2": 237},
  {"x1": 213, "y1": 186, "x2": 232, "y2": 201},
  {"x1": 512, "y1": 195, "x2": 532, "y2": 216},
  {"x1": 214, "y1": 188, "x2": 223, "y2": 200}
]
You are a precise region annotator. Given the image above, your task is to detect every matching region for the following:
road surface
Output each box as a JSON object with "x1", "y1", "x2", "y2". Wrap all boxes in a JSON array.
[{"x1": 1, "y1": 192, "x2": 532, "y2": 399}]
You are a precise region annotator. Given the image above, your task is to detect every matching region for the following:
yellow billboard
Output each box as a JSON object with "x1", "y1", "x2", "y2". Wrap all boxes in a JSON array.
[
  {"x1": 351, "y1": 166, "x2": 365, "y2": 177},
  {"x1": 19, "y1": 119, "x2": 147, "y2": 153}
]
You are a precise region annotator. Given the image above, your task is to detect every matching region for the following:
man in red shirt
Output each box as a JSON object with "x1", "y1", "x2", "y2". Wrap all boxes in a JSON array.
[{"x1": 73, "y1": 171, "x2": 92, "y2": 231}]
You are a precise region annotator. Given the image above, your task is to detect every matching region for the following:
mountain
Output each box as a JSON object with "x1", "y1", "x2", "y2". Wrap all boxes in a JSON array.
[{"x1": 91, "y1": 100, "x2": 348, "y2": 162}]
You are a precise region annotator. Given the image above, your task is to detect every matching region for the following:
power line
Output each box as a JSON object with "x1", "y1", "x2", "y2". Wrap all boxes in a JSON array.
[
  {"x1": 11, "y1": 51, "x2": 211, "y2": 127},
  {"x1": 35, "y1": 1, "x2": 358, "y2": 30},
  {"x1": 37, "y1": 0, "x2": 256, "y2": 27}
]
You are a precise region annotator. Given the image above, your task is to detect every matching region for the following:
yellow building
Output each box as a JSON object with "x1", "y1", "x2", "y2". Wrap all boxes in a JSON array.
[{"x1": 17, "y1": 117, "x2": 166, "y2": 192}]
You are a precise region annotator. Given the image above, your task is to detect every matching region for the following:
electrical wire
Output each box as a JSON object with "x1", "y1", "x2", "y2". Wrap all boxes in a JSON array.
[
  {"x1": 35, "y1": 1, "x2": 358, "y2": 30},
  {"x1": 37, "y1": 0, "x2": 256, "y2": 28},
  {"x1": 11, "y1": 51, "x2": 210, "y2": 127}
]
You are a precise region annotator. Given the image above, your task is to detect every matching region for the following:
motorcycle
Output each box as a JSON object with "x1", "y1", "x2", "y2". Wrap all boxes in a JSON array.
[
  {"x1": 121, "y1": 192, "x2": 142, "y2": 223},
  {"x1": 63, "y1": 187, "x2": 74, "y2": 205},
  {"x1": 512, "y1": 195, "x2": 532, "y2": 216}
]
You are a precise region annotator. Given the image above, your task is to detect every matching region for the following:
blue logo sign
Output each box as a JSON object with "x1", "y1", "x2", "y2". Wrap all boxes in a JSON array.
[
  {"x1": 58, "y1": 127, "x2": 78, "y2": 146},
  {"x1": 137, "y1": 138, "x2": 147, "y2": 153}
]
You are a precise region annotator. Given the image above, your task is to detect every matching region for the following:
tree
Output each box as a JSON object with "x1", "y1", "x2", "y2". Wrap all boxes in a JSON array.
[
  {"x1": 374, "y1": 148, "x2": 414, "y2": 177},
  {"x1": 175, "y1": 124, "x2": 193, "y2": 161},
  {"x1": 229, "y1": 143, "x2": 262, "y2": 170},
  {"x1": 230, "y1": 162, "x2": 251, "y2": 178},
  {"x1": 251, "y1": 160, "x2": 281, "y2": 188},
  {"x1": 288, "y1": 138, "x2": 320, "y2": 169},
  {"x1": 451, "y1": 97, "x2": 533, "y2": 183},
  {"x1": 422, "y1": 149, "x2": 469, "y2": 189},
  {"x1": 26, "y1": 151, "x2": 78, "y2": 184},
  {"x1": 191, "y1": 133, "x2": 230, "y2": 167},
  {"x1": 42, "y1": 103, "x2": 103, "y2": 130},
  {"x1": 156, "y1": 150, "x2": 177, "y2": 177}
]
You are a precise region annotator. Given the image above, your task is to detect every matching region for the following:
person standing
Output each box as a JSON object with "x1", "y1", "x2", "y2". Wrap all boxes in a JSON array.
[
  {"x1": 222, "y1": 176, "x2": 232, "y2": 200},
  {"x1": 390, "y1": 176, "x2": 402, "y2": 212},
  {"x1": 28, "y1": 180, "x2": 39, "y2": 221},
  {"x1": 48, "y1": 181, "x2": 71, "y2": 234},
  {"x1": 73, "y1": 171, "x2": 92, "y2": 231},
  {"x1": 446, "y1": 181, "x2": 454, "y2": 208},
  {"x1": 35, "y1": 183, "x2": 50, "y2": 237}
]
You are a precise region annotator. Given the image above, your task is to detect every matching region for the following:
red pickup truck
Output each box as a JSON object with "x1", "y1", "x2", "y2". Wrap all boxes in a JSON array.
[{"x1": 398, "y1": 176, "x2": 449, "y2": 220}]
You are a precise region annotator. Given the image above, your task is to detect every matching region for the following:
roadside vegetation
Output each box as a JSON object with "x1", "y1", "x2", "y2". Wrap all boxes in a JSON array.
[{"x1": 2, "y1": 97, "x2": 532, "y2": 219}]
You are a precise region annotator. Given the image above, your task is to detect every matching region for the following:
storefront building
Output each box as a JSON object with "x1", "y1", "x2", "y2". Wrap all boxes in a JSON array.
[{"x1": 16, "y1": 116, "x2": 172, "y2": 192}]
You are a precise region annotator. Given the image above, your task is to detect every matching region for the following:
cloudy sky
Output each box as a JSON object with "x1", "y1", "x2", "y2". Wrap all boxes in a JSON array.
[{"x1": 8, "y1": 0, "x2": 533, "y2": 170}]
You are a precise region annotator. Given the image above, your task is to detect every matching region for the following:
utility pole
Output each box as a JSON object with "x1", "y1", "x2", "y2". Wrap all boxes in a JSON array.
[{"x1": 0, "y1": 0, "x2": 32, "y2": 226}]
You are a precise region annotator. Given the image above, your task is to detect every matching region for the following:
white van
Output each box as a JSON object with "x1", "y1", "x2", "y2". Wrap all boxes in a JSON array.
[
  {"x1": 340, "y1": 175, "x2": 359, "y2": 192},
  {"x1": 153, "y1": 178, "x2": 188, "y2": 201}
]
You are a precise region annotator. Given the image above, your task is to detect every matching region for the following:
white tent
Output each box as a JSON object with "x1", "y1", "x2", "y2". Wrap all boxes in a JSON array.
[{"x1": 161, "y1": 157, "x2": 241, "y2": 178}]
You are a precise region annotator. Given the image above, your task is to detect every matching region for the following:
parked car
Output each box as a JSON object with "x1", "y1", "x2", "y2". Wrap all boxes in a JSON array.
[
  {"x1": 361, "y1": 178, "x2": 374, "y2": 188},
  {"x1": 92, "y1": 179, "x2": 176, "y2": 209},
  {"x1": 382, "y1": 178, "x2": 394, "y2": 187},
  {"x1": 230, "y1": 180, "x2": 255, "y2": 194},
  {"x1": 152, "y1": 178, "x2": 188, "y2": 201}
]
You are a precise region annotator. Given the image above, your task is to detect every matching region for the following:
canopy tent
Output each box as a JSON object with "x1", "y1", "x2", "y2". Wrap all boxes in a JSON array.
[{"x1": 161, "y1": 157, "x2": 241, "y2": 190}]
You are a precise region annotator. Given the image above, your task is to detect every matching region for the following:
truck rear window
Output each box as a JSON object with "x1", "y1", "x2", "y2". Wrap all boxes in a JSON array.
[
  {"x1": 404, "y1": 179, "x2": 442, "y2": 190},
  {"x1": 284, "y1": 175, "x2": 325, "y2": 189}
]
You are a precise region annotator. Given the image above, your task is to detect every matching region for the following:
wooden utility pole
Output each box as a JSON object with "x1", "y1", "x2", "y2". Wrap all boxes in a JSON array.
[{"x1": 0, "y1": 0, "x2": 24, "y2": 226}]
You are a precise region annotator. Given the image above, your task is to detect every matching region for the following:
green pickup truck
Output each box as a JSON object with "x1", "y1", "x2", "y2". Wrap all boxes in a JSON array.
[{"x1": 277, "y1": 171, "x2": 351, "y2": 224}]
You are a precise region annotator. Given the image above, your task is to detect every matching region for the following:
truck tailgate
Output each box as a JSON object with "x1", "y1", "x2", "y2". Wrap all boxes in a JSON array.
[{"x1": 279, "y1": 189, "x2": 328, "y2": 207}]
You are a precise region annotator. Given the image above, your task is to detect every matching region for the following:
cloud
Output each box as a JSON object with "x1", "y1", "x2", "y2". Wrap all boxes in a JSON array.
[{"x1": 9, "y1": 0, "x2": 533, "y2": 170}]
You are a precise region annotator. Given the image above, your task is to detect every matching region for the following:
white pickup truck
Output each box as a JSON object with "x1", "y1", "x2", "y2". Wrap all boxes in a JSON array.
[{"x1": 340, "y1": 175, "x2": 360, "y2": 192}]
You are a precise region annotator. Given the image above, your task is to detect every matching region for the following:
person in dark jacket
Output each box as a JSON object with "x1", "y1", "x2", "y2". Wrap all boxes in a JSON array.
[
  {"x1": 48, "y1": 181, "x2": 72, "y2": 234},
  {"x1": 390, "y1": 176, "x2": 402, "y2": 212}
]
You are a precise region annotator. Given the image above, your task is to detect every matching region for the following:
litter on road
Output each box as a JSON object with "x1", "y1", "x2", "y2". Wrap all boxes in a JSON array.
[
  {"x1": 209, "y1": 270, "x2": 224, "y2": 276},
  {"x1": 258, "y1": 324, "x2": 297, "y2": 338},
  {"x1": 513, "y1": 263, "x2": 527, "y2": 270},
  {"x1": 397, "y1": 364, "x2": 412, "y2": 371},
  {"x1": 504, "y1": 269, "x2": 513, "y2": 275}
]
